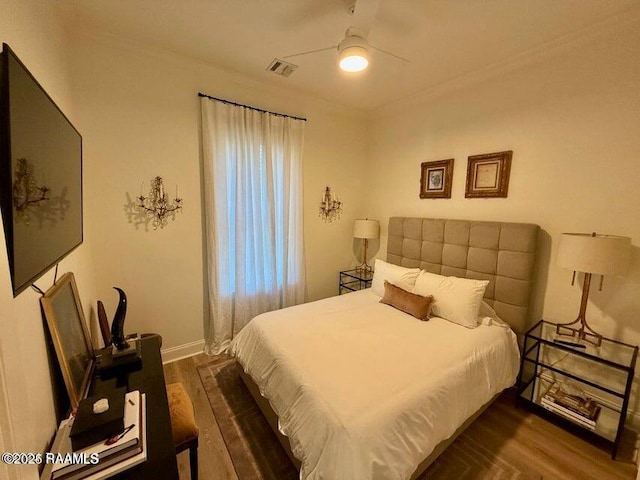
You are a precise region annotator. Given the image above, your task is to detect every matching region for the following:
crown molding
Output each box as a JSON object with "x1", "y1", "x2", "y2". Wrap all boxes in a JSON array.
[{"x1": 370, "y1": 3, "x2": 640, "y2": 119}]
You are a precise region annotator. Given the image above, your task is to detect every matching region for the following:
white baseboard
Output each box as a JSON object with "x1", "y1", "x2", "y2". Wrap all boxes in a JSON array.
[{"x1": 161, "y1": 339, "x2": 205, "y2": 364}]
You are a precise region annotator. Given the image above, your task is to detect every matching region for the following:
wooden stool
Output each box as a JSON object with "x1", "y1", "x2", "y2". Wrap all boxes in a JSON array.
[{"x1": 166, "y1": 382, "x2": 199, "y2": 480}]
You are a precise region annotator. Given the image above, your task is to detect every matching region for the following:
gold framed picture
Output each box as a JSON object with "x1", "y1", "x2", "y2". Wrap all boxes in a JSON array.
[
  {"x1": 41, "y1": 272, "x2": 95, "y2": 409},
  {"x1": 420, "y1": 158, "x2": 454, "y2": 199},
  {"x1": 465, "y1": 150, "x2": 512, "y2": 198}
]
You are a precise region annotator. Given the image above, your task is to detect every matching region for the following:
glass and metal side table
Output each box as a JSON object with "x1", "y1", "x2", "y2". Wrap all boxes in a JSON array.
[
  {"x1": 517, "y1": 319, "x2": 638, "y2": 459},
  {"x1": 339, "y1": 269, "x2": 373, "y2": 295}
]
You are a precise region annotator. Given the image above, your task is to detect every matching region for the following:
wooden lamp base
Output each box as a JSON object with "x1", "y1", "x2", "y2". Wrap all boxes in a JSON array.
[
  {"x1": 555, "y1": 272, "x2": 603, "y2": 347},
  {"x1": 355, "y1": 238, "x2": 373, "y2": 274}
]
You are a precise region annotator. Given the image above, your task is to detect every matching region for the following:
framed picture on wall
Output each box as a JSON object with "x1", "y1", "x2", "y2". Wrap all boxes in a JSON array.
[
  {"x1": 465, "y1": 150, "x2": 512, "y2": 198},
  {"x1": 420, "y1": 158, "x2": 454, "y2": 199}
]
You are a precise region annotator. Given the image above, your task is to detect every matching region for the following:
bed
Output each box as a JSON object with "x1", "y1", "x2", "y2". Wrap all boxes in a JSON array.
[{"x1": 231, "y1": 217, "x2": 539, "y2": 480}]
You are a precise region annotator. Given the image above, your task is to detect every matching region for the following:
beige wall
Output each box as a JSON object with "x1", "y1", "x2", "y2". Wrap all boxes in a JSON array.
[
  {"x1": 66, "y1": 32, "x2": 368, "y2": 355},
  {"x1": 367, "y1": 21, "x2": 640, "y2": 412},
  {"x1": 0, "y1": 2, "x2": 98, "y2": 479}
]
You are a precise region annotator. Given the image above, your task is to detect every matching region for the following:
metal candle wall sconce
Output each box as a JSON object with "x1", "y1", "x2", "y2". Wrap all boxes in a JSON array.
[
  {"x1": 136, "y1": 176, "x2": 182, "y2": 229},
  {"x1": 318, "y1": 186, "x2": 342, "y2": 223}
]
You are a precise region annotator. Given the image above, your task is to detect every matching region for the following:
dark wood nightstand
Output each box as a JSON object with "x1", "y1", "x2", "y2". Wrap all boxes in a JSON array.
[
  {"x1": 516, "y1": 319, "x2": 638, "y2": 459},
  {"x1": 339, "y1": 269, "x2": 373, "y2": 295}
]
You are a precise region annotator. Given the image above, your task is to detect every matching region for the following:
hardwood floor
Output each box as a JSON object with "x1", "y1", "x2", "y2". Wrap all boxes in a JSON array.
[
  {"x1": 164, "y1": 353, "x2": 239, "y2": 480},
  {"x1": 164, "y1": 353, "x2": 637, "y2": 480}
]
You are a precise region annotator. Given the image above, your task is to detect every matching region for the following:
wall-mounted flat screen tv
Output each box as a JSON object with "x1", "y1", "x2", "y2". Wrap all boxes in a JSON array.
[{"x1": 0, "y1": 44, "x2": 83, "y2": 296}]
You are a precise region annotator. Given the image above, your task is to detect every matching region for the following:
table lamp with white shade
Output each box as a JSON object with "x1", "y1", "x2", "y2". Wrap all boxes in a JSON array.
[
  {"x1": 353, "y1": 219, "x2": 379, "y2": 274},
  {"x1": 556, "y1": 232, "x2": 631, "y2": 346}
]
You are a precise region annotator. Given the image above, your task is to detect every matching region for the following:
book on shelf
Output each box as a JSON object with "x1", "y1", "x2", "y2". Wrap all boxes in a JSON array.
[
  {"x1": 42, "y1": 391, "x2": 146, "y2": 480},
  {"x1": 540, "y1": 397, "x2": 597, "y2": 430},
  {"x1": 543, "y1": 383, "x2": 601, "y2": 422}
]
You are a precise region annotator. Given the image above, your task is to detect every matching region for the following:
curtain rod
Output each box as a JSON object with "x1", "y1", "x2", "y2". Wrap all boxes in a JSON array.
[{"x1": 198, "y1": 92, "x2": 307, "y2": 122}]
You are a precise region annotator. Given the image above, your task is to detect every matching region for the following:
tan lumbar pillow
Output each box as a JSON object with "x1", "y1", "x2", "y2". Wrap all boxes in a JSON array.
[{"x1": 380, "y1": 280, "x2": 434, "y2": 320}]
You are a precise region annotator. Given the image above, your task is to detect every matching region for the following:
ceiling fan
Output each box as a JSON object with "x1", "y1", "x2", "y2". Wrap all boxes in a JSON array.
[{"x1": 280, "y1": 0, "x2": 409, "y2": 73}]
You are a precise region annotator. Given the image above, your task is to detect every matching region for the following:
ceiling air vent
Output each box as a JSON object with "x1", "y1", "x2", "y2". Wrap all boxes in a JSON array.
[{"x1": 267, "y1": 58, "x2": 298, "y2": 77}]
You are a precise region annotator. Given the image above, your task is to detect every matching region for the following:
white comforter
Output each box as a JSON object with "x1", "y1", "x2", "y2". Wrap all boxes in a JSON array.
[{"x1": 230, "y1": 290, "x2": 520, "y2": 480}]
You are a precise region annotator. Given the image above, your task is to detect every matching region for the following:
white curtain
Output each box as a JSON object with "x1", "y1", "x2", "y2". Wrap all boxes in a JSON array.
[{"x1": 201, "y1": 97, "x2": 306, "y2": 354}]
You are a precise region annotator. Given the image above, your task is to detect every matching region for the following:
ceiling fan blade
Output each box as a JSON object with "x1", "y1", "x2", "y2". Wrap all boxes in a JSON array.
[
  {"x1": 282, "y1": 45, "x2": 339, "y2": 60},
  {"x1": 370, "y1": 45, "x2": 410, "y2": 63},
  {"x1": 350, "y1": 0, "x2": 380, "y2": 36}
]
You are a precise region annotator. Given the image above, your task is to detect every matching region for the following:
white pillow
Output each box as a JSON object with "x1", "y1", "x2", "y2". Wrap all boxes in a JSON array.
[
  {"x1": 371, "y1": 259, "x2": 421, "y2": 297},
  {"x1": 413, "y1": 271, "x2": 489, "y2": 328}
]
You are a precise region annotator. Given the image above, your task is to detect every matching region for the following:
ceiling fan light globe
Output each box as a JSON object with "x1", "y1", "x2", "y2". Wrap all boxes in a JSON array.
[{"x1": 338, "y1": 46, "x2": 369, "y2": 72}]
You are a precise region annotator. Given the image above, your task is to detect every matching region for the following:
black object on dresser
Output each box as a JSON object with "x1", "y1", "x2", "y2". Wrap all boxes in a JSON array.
[
  {"x1": 89, "y1": 335, "x2": 179, "y2": 479},
  {"x1": 70, "y1": 387, "x2": 126, "y2": 451},
  {"x1": 339, "y1": 269, "x2": 373, "y2": 295},
  {"x1": 516, "y1": 319, "x2": 638, "y2": 459}
]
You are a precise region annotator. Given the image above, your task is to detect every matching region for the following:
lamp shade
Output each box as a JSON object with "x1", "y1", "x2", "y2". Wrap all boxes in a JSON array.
[
  {"x1": 557, "y1": 233, "x2": 631, "y2": 276},
  {"x1": 353, "y1": 219, "x2": 379, "y2": 239}
]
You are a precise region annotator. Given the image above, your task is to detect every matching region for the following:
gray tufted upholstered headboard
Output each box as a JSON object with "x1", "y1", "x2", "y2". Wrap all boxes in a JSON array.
[{"x1": 387, "y1": 217, "x2": 539, "y2": 334}]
